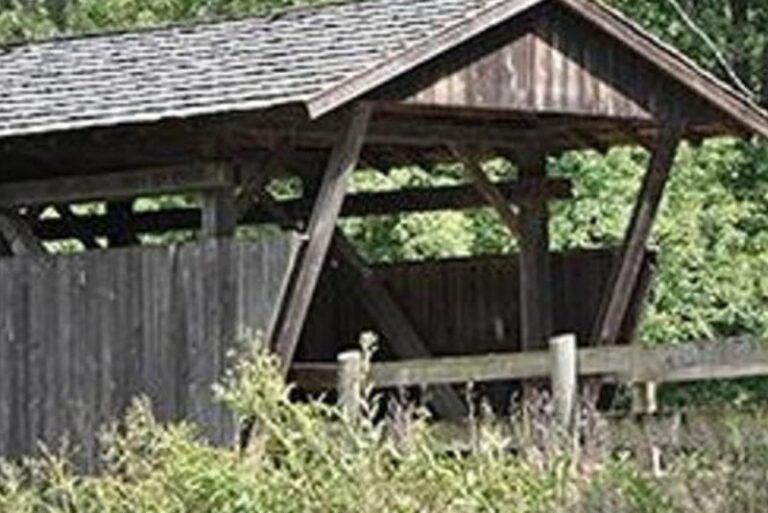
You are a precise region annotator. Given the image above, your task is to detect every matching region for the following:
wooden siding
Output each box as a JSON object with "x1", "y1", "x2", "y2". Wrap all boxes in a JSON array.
[
  {"x1": 297, "y1": 249, "x2": 653, "y2": 363},
  {"x1": 407, "y1": 5, "x2": 712, "y2": 123},
  {"x1": 0, "y1": 237, "x2": 298, "y2": 467}
]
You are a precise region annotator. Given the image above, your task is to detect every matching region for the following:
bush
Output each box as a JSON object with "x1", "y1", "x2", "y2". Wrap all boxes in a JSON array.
[{"x1": 2, "y1": 344, "x2": 768, "y2": 512}]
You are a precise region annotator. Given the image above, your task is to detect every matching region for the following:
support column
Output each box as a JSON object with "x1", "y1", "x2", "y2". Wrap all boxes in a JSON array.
[
  {"x1": 518, "y1": 152, "x2": 553, "y2": 352},
  {"x1": 272, "y1": 104, "x2": 372, "y2": 372},
  {"x1": 202, "y1": 186, "x2": 238, "y2": 239},
  {"x1": 593, "y1": 126, "x2": 682, "y2": 346}
]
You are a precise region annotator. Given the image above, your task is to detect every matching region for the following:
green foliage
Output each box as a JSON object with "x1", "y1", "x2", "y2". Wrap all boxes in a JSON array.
[{"x1": 4, "y1": 346, "x2": 768, "y2": 512}]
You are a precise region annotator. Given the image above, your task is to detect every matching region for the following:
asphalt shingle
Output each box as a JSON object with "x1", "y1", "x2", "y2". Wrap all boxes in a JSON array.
[{"x1": 0, "y1": 0, "x2": 495, "y2": 138}]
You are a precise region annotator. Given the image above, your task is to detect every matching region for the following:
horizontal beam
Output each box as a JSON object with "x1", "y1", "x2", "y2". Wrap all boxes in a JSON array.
[
  {"x1": 289, "y1": 338, "x2": 768, "y2": 390},
  {"x1": 0, "y1": 164, "x2": 233, "y2": 207},
  {"x1": 32, "y1": 179, "x2": 573, "y2": 240}
]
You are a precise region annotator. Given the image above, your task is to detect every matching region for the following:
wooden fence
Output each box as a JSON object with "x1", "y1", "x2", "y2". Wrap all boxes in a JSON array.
[
  {"x1": 0, "y1": 236, "x2": 298, "y2": 467},
  {"x1": 291, "y1": 337, "x2": 768, "y2": 392}
]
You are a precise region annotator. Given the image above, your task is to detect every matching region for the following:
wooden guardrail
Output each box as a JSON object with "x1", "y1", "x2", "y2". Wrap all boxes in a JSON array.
[
  {"x1": 290, "y1": 336, "x2": 768, "y2": 464},
  {"x1": 290, "y1": 337, "x2": 768, "y2": 391}
]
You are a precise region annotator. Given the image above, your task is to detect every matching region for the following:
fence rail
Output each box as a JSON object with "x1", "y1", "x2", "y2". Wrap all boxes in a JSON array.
[{"x1": 290, "y1": 337, "x2": 768, "y2": 391}]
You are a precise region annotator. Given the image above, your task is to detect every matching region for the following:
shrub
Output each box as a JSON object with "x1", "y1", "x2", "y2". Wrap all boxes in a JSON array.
[{"x1": 1, "y1": 344, "x2": 767, "y2": 512}]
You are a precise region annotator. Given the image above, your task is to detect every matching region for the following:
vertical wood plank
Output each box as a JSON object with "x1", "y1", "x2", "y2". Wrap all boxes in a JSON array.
[
  {"x1": 0, "y1": 234, "x2": 315, "y2": 462},
  {"x1": 0, "y1": 257, "x2": 13, "y2": 454}
]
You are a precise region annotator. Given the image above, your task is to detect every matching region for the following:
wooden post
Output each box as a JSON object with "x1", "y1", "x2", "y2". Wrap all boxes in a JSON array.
[
  {"x1": 632, "y1": 381, "x2": 662, "y2": 476},
  {"x1": 337, "y1": 350, "x2": 364, "y2": 423},
  {"x1": 631, "y1": 381, "x2": 658, "y2": 416},
  {"x1": 518, "y1": 152, "x2": 553, "y2": 352},
  {"x1": 593, "y1": 126, "x2": 683, "y2": 346},
  {"x1": 202, "y1": 186, "x2": 238, "y2": 238},
  {"x1": 273, "y1": 104, "x2": 372, "y2": 372},
  {"x1": 550, "y1": 334, "x2": 577, "y2": 431}
]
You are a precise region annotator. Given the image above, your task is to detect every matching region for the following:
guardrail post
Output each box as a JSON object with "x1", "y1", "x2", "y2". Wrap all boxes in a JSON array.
[
  {"x1": 337, "y1": 350, "x2": 364, "y2": 423},
  {"x1": 550, "y1": 334, "x2": 577, "y2": 432},
  {"x1": 632, "y1": 381, "x2": 658, "y2": 415},
  {"x1": 632, "y1": 381, "x2": 663, "y2": 477}
]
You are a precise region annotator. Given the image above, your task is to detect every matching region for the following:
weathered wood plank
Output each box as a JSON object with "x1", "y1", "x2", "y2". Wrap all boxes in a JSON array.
[
  {"x1": 291, "y1": 339, "x2": 768, "y2": 390},
  {"x1": 0, "y1": 237, "x2": 297, "y2": 465},
  {"x1": 0, "y1": 164, "x2": 234, "y2": 207},
  {"x1": 273, "y1": 104, "x2": 372, "y2": 371},
  {"x1": 592, "y1": 126, "x2": 682, "y2": 346},
  {"x1": 0, "y1": 255, "x2": 13, "y2": 454},
  {"x1": 33, "y1": 178, "x2": 575, "y2": 241}
]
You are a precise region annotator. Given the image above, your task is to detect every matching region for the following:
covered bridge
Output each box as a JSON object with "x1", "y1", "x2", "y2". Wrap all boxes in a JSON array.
[{"x1": 1, "y1": 0, "x2": 768, "y2": 463}]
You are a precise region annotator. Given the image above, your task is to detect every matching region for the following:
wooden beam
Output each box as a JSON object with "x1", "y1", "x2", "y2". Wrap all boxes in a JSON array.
[
  {"x1": 32, "y1": 179, "x2": 574, "y2": 240},
  {"x1": 272, "y1": 104, "x2": 372, "y2": 372},
  {"x1": 517, "y1": 152, "x2": 553, "y2": 351},
  {"x1": 291, "y1": 338, "x2": 768, "y2": 390},
  {"x1": 332, "y1": 232, "x2": 467, "y2": 418},
  {"x1": 0, "y1": 210, "x2": 47, "y2": 256},
  {"x1": 462, "y1": 160, "x2": 519, "y2": 234},
  {"x1": 201, "y1": 170, "x2": 238, "y2": 238},
  {"x1": 593, "y1": 126, "x2": 683, "y2": 346},
  {"x1": 0, "y1": 164, "x2": 234, "y2": 207}
]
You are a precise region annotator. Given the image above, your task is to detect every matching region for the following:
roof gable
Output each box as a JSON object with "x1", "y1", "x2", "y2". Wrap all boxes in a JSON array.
[
  {"x1": 406, "y1": 5, "x2": 672, "y2": 120},
  {"x1": 306, "y1": 0, "x2": 768, "y2": 139}
]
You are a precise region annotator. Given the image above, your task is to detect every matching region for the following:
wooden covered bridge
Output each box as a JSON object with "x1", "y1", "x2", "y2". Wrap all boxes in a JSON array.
[{"x1": 2, "y1": 0, "x2": 768, "y2": 463}]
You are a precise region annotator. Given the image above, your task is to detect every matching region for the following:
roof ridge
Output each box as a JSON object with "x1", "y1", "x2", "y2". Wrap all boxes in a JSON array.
[{"x1": 0, "y1": 0, "x2": 355, "y2": 51}]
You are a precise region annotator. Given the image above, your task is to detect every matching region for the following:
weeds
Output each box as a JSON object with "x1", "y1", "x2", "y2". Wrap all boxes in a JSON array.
[{"x1": 1, "y1": 343, "x2": 767, "y2": 512}]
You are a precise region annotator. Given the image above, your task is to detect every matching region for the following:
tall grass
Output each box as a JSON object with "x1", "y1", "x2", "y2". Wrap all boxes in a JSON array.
[{"x1": 1, "y1": 344, "x2": 767, "y2": 512}]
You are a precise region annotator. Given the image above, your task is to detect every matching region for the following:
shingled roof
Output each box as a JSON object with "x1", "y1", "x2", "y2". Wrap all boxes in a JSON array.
[
  {"x1": 0, "y1": 0, "x2": 496, "y2": 139},
  {"x1": 2, "y1": 0, "x2": 767, "y2": 140}
]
